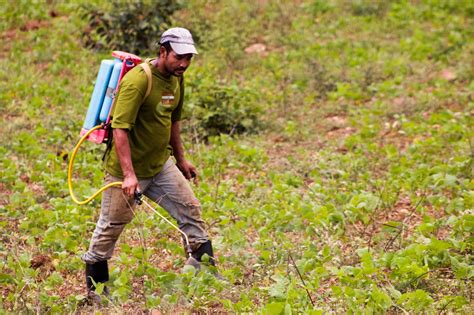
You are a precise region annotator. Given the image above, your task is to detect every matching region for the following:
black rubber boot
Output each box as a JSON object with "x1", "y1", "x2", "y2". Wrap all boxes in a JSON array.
[
  {"x1": 184, "y1": 241, "x2": 226, "y2": 281},
  {"x1": 85, "y1": 261, "x2": 109, "y2": 303},
  {"x1": 191, "y1": 240, "x2": 215, "y2": 266}
]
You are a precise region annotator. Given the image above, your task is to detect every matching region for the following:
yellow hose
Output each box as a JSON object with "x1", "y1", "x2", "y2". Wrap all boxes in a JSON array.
[{"x1": 67, "y1": 125, "x2": 122, "y2": 205}]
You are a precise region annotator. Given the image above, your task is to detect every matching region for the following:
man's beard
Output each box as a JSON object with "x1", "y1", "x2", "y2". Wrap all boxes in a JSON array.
[
  {"x1": 165, "y1": 57, "x2": 186, "y2": 77},
  {"x1": 171, "y1": 67, "x2": 186, "y2": 77}
]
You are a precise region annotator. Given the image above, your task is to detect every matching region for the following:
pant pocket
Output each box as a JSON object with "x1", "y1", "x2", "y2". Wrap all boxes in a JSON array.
[{"x1": 107, "y1": 187, "x2": 135, "y2": 224}]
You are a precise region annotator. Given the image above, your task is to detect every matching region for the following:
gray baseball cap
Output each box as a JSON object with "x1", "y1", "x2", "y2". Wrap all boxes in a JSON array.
[{"x1": 159, "y1": 27, "x2": 198, "y2": 55}]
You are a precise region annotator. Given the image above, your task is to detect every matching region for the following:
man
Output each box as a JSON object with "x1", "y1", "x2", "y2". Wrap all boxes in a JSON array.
[{"x1": 82, "y1": 27, "x2": 216, "y2": 299}]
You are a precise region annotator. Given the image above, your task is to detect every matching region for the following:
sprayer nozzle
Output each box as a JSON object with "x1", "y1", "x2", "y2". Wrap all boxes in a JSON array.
[{"x1": 185, "y1": 245, "x2": 193, "y2": 257}]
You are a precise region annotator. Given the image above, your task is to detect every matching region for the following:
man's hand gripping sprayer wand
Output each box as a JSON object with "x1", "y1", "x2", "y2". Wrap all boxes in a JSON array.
[{"x1": 67, "y1": 125, "x2": 194, "y2": 259}]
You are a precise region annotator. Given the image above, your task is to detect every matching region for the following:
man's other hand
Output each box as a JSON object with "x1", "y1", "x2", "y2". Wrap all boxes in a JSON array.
[{"x1": 177, "y1": 160, "x2": 198, "y2": 183}]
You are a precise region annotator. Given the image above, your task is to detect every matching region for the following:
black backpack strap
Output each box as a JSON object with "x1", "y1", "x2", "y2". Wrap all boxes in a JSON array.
[{"x1": 101, "y1": 123, "x2": 113, "y2": 161}]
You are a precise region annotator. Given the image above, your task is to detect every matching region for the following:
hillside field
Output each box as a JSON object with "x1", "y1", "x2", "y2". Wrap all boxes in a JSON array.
[{"x1": 0, "y1": 0, "x2": 473, "y2": 313}]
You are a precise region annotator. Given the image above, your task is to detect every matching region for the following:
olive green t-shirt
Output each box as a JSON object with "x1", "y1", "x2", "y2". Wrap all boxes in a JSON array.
[{"x1": 104, "y1": 59, "x2": 184, "y2": 178}]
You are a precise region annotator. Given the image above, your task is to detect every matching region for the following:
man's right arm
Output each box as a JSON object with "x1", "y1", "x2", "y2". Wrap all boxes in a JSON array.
[{"x1": 113, "y1": 128, "x2": 139, "y2": 198}]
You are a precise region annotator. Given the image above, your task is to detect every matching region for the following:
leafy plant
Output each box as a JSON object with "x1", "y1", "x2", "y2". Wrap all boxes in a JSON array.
[
  {"x1": 185, "y1": 72, "x2": 263, "y2": 140},
  {"x1": 81, "y1": 0, "x2": 180, "y2": 54}
]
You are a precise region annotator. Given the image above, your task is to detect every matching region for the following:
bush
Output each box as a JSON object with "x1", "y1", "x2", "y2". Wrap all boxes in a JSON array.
[
  {"x1": 81, "y1": 0, "x2": 180, "y2": 55},
  {"x1": 184, "y1": 74, "x2": 262, "y2": 141},
  {"x1": 350, "y1": 0, "x2": 390, "y2": 17}
]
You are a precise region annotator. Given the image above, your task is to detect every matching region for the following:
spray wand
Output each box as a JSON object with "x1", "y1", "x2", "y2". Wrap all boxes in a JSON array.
[{"x1": 134, "y1": 191, "x2": 193, "y2": 258}]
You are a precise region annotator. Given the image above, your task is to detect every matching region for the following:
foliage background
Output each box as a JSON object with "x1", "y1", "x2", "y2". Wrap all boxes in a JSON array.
[{"x1": 0, "y1": 0, "x2": 472, "y2": 313}]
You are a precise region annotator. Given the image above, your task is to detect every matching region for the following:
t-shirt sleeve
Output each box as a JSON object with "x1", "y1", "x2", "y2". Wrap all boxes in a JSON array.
[
  {"x1": 111, "y1": 78, "x2": 145, "y2": 130},
  {"x1": 171, "y1": 77, "x2": 185, "y2": 122}
]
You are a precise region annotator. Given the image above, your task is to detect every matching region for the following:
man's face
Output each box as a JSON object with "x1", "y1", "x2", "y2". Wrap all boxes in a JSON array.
[{"x1": 163, "y1": 49, "x2": 193, "y2": 77}]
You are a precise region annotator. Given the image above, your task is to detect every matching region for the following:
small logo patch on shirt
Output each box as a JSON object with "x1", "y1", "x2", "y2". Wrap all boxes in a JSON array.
[{"x1": 161, "y1": 91, "x2": 175, "y2": 106}]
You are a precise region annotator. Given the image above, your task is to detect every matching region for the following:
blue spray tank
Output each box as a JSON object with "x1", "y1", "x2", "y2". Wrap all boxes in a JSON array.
[{"x1": 80, "y1": 51, "x2": 142, "y2": 143}]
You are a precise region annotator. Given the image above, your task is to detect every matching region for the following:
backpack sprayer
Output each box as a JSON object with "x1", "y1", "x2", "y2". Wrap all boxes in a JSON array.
[
  {"x1": 68, "y1": 51, "x2": 195, "y2": 260},
  {"x1": 68, "y1": 51, "x2": 144, "y2": 205}
]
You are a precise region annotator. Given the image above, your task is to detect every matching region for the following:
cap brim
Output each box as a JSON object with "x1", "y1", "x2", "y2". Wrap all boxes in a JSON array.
[{"x1": 170, "y1": 42, "x2": 198, "y2": 55}]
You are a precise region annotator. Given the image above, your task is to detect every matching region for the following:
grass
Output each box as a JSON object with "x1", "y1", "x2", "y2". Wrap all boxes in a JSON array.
[{"x1": 0, "y1": 0, "x2": 473, "y2": 313}]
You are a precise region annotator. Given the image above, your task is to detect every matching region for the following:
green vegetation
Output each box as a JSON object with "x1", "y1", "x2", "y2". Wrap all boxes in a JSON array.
[
  {"x1": 1, "y1": 0, "x2": 472, "y2": 313},
  {"x1": 81, "y1": 0, "x2": 180, "y2": 53}
]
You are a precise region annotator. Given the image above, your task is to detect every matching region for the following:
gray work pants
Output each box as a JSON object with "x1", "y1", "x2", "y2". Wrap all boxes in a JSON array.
[{"x1": 82, "y1": 158, "x2": 209, "y2": 264}]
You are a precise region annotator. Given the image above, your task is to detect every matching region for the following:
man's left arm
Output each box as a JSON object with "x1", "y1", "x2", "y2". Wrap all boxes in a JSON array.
[{"x1": 170, "y1": 121, "x2": 197, "y2": 181}]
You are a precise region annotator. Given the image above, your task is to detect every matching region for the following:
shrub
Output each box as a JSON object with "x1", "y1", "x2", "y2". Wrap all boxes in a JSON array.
[
  {"x1": 81, "y1": 0, "x2": 180, "y2": 55},
  {"x1": 350, "y1": 0, "x2": 390, "y2": 17},
  {"x1": 184, "y1": 74, "x2": 262, "y2": 141}
]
